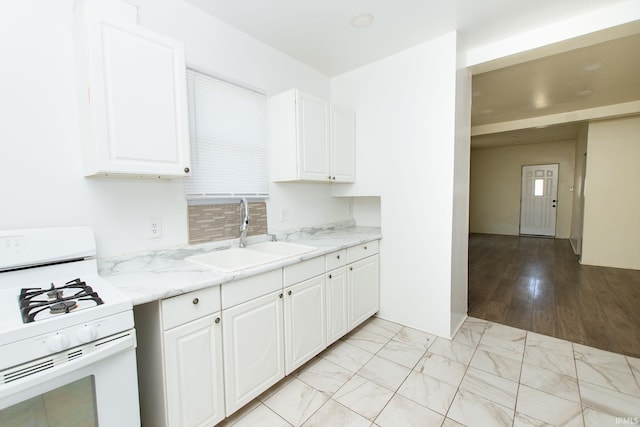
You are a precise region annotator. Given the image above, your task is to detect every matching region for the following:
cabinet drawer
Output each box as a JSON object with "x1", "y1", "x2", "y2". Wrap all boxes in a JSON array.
[
  {"x1": 346, "y1": 240, "x2": 379, "y2": 264},
  {"x1": 162, "y1": 286, "x2": 220, "y2": 331},
  {"x1": 325, "y1": 249, "x2": 347, "y2": 271},
  {"x1": 284, "y1": 256, "x2": 324, "y2": 287},
  {"x1": 222, "y1": 269, "x2": 282, "y2": 310}
]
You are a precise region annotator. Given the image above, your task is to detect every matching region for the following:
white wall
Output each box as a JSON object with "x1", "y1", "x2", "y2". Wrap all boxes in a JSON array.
[
  {"x1": 331, "y1": 33, "x2": 459, "y2": 338},
  {"x1": 352, "y1": 197, "x2": 381, "y2": 227},
  {"x1": 582, "y1": 115, "x2": 640, "y2": 269},
  {"x1": 0, "y1": 0, "x2": 350, "y2": 257},
  {"x1": 469, "y1": 140, "x2": 576, "y2": 238},
  {"x1": 570, "y1": 124, "x2": 589, "y2": 254},
  {"x1": 450, "y1": 65, "x2": 471, "y2": 334}
]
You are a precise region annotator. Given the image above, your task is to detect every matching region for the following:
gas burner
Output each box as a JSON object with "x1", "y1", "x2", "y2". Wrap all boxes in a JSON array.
[
  {"x1": 50, "y1": 300, "x2": 78, "y2": 314},
  {"x1": 19, "y1": 278, "x2": 104, "y2": 323},
  {"x1": 46, "y1": 285, "x2": 64, "y2": 300}
]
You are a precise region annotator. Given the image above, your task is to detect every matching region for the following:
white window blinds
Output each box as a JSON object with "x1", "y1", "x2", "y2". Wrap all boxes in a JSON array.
[{"x1": 185, "y1": 69, "x2": 269, "y2": 198}]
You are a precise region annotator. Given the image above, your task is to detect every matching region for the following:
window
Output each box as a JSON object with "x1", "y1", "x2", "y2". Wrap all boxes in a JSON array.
[
  {"x1": 534, "y1": 178, "x2": 544, "y2": 196},
  {"x1": 184, "y1": 69, "x2": 268, "y2": 199}
]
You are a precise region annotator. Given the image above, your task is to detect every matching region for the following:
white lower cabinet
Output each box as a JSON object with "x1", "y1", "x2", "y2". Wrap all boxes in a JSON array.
[
  {"x1": 222, "y1": 290, "x2": 285, "y2": 415},
  {"x1": 134, "y1": 286, "x2": 223, "y2": 427},
  {"x1": 348, "y1": 254, "x2": 380, "y2": 330},
  {"x1": 164, "y1": 314, "x2": 224, "y2": 427},
  {"x1": 134, "y1": 240, "x2": 380, "y2": 426},
  {"x1": 284, "y1": 275, "x2": 326, "y2": 374},
  {"x1": 326, "y1": 266, "x2": 348, "y2": 345}
]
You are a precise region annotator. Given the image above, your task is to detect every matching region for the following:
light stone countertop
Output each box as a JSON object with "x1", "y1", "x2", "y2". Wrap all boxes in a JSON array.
[{"x1": 98, "y1": 221, "x2": 382, "y2": 306}]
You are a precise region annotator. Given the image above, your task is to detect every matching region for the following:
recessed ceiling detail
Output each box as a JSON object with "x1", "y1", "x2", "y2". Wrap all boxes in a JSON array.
[
  {"x1": 584, "y1": 62, "x2": 603, "y2": 72},
  {"x1": 472, "y1": 122, "x2": 586, "y2": 149},
  {"x1": 350, "y1": 13, "x2": 374, "y2": 29}
]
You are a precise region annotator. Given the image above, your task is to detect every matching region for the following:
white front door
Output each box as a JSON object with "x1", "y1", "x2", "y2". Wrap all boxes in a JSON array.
[{"x1": 520, "y1": 164, "x2": 559, "y2": 236}]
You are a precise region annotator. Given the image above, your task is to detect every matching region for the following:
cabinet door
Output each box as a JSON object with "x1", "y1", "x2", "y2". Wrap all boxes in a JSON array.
[
  {"x1": 284, "y1": 275, "x2": 326, "y2": 374},
  {"x1": 330, "y1": 106, "x2": 356, "y2": 183},
  {"x1": 223, "y1": 291, "x2": 284, "y2": 415},
  {"x1": 297, "y1": 92, "x2": 330, "y2": 181},
  {"x1": 326, "y1": 267, "x2": 348, "y2": 345},
  {"x1": 348, "y1": 255, "x2": 380, "y2": 330},
  {"x1": 164, "y1": 314, "x2": 224, "y2": 427},
  {"x1": 79, "y1": 6, "x2": 190, "y2": 177}
]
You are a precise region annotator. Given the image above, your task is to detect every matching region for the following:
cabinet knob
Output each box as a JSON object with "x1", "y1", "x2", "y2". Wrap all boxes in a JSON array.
[
  {"x1": 192, "y1": 298, "x2": 199, "y2": 305},
  {"x1": 184, "y1": 167, "x2": 190, "y2": 173},
  {"x1": 337, "y1": 255, "x2": 340, "y2": 259},
  {"x1": 350, "y1": 267, "x2": 353, "y2": 271},
  {"x1": 215, "y1": 317, "x2": 220, "y2": 324},
  {"x1": 332, "y1": 176, "x2": 336, "y2": 180},
  {"x1": 279, "y1": 293, "x2": 283, "y2": 299},
  {"x1": 328, "y1": 274, "x2": 332, "y2": 279},
  {"x1": 364, "y1": 246, "x2": 368, "y2": 250},
  {"x1": 288, "y1": 290, "x2": 292, "y2": 296},
  {"x1": 328, "y1": 176, "x2": 332, "y2": 180}
]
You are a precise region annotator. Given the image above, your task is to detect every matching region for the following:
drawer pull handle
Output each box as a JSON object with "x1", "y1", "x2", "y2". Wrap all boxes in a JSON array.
[
  {"x1": 214, "y1": 317, "x2": 220, "y2": 324},
  {"x1": 192, "y1": 298, "x2": 199, "y2": 305},
  {"x1": 288, "y1": 290, "x2": 292, "y2": 296}
]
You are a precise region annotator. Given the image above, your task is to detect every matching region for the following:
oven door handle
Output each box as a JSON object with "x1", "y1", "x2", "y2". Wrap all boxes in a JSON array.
[{"x1": 0, "y1": 331, "x2": 136, "y2": 410}]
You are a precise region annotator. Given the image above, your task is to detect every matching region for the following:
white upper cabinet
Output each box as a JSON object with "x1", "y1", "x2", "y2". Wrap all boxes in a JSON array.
[
  {"x1": 269, "y1": 89, "x2": 355, "y2": 183},
  {"x1": 74, "y1": 0, "x2": 191, "y2": 178},
  {"x1": 298, "y1": 92, "x2": 330, "y2": 181},
  {"x1": 330, "y1": 106, "x2": 356, "y2": 183}
]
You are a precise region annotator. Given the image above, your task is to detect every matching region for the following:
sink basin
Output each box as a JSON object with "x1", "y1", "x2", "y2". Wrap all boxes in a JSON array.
[
  {"x1": 185, "y1": 242, "x2": 317, "y2": 272},
  {"x1": 247, "y1": 241, "x2": 317, "y2": 258},
  {"x1": 185, "y1": 248, "x2": 279, "y2": 272}
]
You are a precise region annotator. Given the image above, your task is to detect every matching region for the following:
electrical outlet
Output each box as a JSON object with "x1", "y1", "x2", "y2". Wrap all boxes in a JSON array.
[
  {"x1": 280, "y1": 207, "x2": 288, "y2": 222},
  {"x1": 148, "y1": 217, "x2": 162, "y2": 239}
]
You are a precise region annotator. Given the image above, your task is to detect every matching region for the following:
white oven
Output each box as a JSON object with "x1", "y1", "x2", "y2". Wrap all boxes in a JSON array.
[{"x1": 0, "y1": 227, "x2": 140, "y2": 426}]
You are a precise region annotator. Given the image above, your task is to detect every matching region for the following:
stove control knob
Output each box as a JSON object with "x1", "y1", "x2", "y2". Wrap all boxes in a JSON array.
[
  {"x1": 77, "y1": 325, "x2": 98, "y2": 343},
  {"x1": 46, "y1": 333, "x2": 70, "y2": 353}
]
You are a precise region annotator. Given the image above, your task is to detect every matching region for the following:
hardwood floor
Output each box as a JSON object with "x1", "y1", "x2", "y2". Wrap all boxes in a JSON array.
[{"x1": 468, "y1": 233, "x2": 640, "y2": 358}]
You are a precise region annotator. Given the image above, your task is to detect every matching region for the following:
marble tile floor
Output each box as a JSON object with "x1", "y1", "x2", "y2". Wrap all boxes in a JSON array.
[{"x1": 216, "y1": 316, "x2": 640, "y2": 427}]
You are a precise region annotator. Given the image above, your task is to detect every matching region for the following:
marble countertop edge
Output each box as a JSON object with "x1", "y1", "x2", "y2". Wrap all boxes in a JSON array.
[{"x1": 98, "y1": 224, "x2": 381, "y2": 306}]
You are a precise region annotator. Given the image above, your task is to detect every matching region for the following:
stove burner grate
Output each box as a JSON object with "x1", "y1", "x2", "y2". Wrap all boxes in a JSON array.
[{"x1": 19, "y1": 278, "x2": 104, "y2": 323}]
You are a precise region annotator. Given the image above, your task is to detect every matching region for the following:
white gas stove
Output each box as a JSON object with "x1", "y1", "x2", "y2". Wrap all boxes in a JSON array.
[{"x1": 0, "y1": 227, "x2": 140, "y2": 426}]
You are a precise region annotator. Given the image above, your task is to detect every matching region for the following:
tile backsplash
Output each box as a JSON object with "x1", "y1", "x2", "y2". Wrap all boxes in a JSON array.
[{"x1": 188, "y1": 202, "x2": 268, "y2": 245}]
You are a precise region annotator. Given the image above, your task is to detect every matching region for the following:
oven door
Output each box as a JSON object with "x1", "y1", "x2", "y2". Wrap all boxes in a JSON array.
[{"x1": 0, "y1": 330, "x2": 139, "y2": 427}]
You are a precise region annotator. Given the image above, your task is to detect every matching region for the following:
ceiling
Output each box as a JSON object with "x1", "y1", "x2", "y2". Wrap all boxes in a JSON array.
[
  {"x1": 184, "y1": 0, "x2": 620, "y2": 77},
  {"x1": 472, "y1": 33, "x2": 640, "y2": 127},
  {"x1": 184, "y1": 0, "x2": 639, "y2": 148},
  {"x1": 471, "y1": 32, "x2": 640, "y2": 148}
]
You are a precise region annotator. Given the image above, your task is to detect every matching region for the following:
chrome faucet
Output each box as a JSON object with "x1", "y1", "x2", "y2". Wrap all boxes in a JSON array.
[{"x1": 239, "y1": 197, "x2": 250, "y2": 248}]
